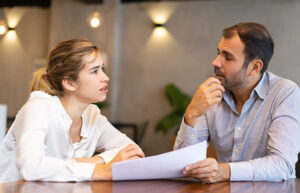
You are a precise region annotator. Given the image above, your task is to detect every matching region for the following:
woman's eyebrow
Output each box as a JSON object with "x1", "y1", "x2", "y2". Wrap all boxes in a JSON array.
[{"x1": 89, "y1": 65, "x2": 100, "y2": 71}]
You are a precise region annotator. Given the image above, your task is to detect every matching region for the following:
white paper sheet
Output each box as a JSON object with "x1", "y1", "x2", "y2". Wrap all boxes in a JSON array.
[{"x1": 112, "y1": 141, "x2": 207, "y2": 180}]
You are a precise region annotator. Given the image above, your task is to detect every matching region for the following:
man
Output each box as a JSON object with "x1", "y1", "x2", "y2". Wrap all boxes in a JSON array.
[{"x1": 174, "y1": 22, "x2": 300, "y2": 183}]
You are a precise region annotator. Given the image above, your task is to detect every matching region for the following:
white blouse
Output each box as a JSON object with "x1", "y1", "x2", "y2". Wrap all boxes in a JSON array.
[{"x1": 0, "y1": 91, "x2": 134, "y2": 183}]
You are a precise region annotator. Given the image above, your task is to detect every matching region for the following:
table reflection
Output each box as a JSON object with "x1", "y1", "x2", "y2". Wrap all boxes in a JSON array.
[
  {"x1": 0, "y1": 179, "x2": 297, "y2": 193},
  {"x1": 230, "y1": 180, "x2": 296, "y2": 193}
]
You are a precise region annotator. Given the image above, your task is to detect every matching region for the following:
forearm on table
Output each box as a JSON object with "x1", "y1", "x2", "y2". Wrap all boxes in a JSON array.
[
  {"x1": 229, "y1": 155, "x2": 293, "y2": 181},
  {"x1": 75, "y1": 156, "x2": 105, "y2": 164}
]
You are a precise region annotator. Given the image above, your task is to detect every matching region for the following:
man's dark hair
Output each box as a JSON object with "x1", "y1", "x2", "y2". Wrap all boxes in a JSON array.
[{"x1": 223, "y1": 22, "x2": 274, "y2": 74}]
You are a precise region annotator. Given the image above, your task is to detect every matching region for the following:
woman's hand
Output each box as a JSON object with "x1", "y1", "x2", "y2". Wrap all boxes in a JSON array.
[
  {"x1": 109, "y1": 144, "x2": 145, "y2": 164},
  {"x1": 75, "y1": 156, "x2": 105, "y2": 164},
  {"x1": 92, "y1": 144, "x2": 145, "y2": 181}
]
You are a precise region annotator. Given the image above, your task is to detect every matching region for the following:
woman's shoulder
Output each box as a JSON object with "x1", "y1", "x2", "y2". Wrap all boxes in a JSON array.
[{"x1": 22, "y1": 91, "x2": 59, "y2": 114}]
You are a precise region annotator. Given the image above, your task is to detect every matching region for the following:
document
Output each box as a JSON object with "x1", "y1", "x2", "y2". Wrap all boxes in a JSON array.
[{"x1": 112, "y1": 141, "x2": 207, "y2": 180}]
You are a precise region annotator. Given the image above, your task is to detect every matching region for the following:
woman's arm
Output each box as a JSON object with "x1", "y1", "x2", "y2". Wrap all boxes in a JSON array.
[
  {"x1": 75, "y1": 156, "x2": 105, "y2": 164},
  {"x1": 93, "y1": 113, "x2": 143, "y2": 163},
  {"x1": 92, "y1": 144, "x2": 145, "y2": 180}
]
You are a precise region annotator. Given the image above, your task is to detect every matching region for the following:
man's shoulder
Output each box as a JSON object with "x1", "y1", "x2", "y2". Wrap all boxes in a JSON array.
[{"x1": 267, "y1": 72, "x2": 299, "y2": 92}]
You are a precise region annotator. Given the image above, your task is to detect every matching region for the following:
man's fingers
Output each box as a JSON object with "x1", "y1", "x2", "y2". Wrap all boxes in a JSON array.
[
  {"x1": 205, "y1": 83, "x2": 225, "y2": 94},
  {"x1": 208, "y1": 89, "x2": 223, "y2": 99},
  {"x1": 185, "y1": 158, "x2": 217, "y2": 171},
  {"x1": 203, "y1": 77, "x2": 221, "y2": 87},
  {"x1": 185, "y1": 166, "x2": 216, "y2": 176}
]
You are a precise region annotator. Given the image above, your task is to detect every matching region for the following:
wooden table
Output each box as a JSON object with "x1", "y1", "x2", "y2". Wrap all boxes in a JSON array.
[{"x1": 0, "y1": 178, "x2": 299, "y2": 193}]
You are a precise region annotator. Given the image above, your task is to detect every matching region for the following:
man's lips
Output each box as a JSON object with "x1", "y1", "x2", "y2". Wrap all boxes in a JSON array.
[{"x1": 214, "y1": 71, "x2": 225, "y2": 81}]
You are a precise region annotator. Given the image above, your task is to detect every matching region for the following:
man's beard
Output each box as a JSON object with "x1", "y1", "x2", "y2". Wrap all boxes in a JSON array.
[{"x1": 214, "y1": 67, "x2": 248, "y2": 91}]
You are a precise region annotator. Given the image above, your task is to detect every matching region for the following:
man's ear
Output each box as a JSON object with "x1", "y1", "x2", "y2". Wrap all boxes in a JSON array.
[
  {"x1": 248, "y1": 59, "x2": 263, "y2": 76},
  {"x1": 61, "y1": 79, "x2": 78, "y2": 92}
]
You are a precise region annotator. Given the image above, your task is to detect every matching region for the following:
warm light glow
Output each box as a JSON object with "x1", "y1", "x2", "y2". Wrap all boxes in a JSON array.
[
  {"x1": 153, "y1": 26, "x2": 167, "y2": 38},
  {"x1": 90, "y1": 17, "x2": 100, "y2": 28},
  {"x1": 0, "y1": 25, "x2": 6, "y2": 35},
  {"x1": 89, "y1": 12, "x2": 101, "y2": 28},
  {"x1": 147, "y1": 3, "x2": 178, "y2": 26},
  {"x1": 4, "y1": 7, "x2": 27, "y2": 28},
  {"x1": 153, "y1": 14, "x2": 168, "y2": 25},
  {"x1": 6, "y1": 30, "x2": 17, "y2": 40}
]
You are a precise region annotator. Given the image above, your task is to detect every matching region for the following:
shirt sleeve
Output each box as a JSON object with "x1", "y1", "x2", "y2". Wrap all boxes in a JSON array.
[
  {"x1": 174, "y1": 115, "x2": 209, "y2": 150},
  {"x1": 230, "y1": 84, "x2": 300, "y2": 181},
  {"x1": 94, "y1": 116, "x2": 136, "y2": 163},
  {"x1": 15, "y1": 99, "x2": 95, "y2": 182}
]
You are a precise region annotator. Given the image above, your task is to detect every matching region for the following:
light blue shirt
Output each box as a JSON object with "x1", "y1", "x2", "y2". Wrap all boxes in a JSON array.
[{"x1": 174, "y1": 72, "x2": 300, "y2": 181}]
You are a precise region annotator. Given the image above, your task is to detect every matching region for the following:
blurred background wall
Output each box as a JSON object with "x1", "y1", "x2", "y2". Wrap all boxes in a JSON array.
[{"x1": 0, "y1": 0, "x2": 299, "y2": 155}]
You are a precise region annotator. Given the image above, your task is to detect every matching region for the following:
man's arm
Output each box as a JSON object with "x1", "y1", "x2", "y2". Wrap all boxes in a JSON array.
[
  {"x1": 184, "y1": 77, "x2": 224, "y2": 127},
  {"x1": 174, "y1": 77, "x2": 224, "y2": 149},
  {"x1": 230, "y1": 84, "x2": 300, "y2": 181},
  {"x1": 180, "y1": 83, "x2": 300, "y2": 182}
]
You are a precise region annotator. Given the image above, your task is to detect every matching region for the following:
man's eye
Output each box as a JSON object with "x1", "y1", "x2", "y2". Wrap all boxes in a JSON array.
[{"x1": 225, "y1": 55, "x2": 232, "y2": 61}]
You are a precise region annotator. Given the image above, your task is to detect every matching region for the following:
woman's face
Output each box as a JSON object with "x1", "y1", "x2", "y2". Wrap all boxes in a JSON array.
[{"x1": 72, "y1": 51, "x2": 109, "y2": 104}]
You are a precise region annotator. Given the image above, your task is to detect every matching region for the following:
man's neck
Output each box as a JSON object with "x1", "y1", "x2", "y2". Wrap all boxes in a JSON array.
[{"x1": 231, "y1": 74, "x2": 262, "y2": 113}]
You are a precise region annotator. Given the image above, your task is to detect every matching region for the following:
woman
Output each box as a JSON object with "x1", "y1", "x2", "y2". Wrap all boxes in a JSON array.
[{"x1": 0, "y1": 38, "x2": 144, "y2": 183}]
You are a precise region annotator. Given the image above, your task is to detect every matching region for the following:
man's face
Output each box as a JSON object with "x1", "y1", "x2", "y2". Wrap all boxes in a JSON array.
[{"x1": 212, "y1": 33, "x2": 249, "y2": 91}]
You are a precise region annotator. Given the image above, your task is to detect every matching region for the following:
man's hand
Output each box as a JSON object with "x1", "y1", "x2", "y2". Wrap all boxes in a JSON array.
[
  {"x1": 185, "y1": 78, "x2": 225, "y2": 127},
  {"x1": 183, "y1": 158, "x2": 230, "y2": 183}
]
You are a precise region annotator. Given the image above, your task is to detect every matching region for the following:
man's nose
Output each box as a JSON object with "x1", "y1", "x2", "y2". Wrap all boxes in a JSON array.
[{"x1": 212, "y1": 56, "x2": 222, "y2": 68}]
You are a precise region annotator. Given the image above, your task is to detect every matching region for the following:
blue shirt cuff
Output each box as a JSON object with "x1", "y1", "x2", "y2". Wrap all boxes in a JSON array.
[
  {"x1": 229, "y1": 161, "x2": 253, "y2": 181},
  {"x1": 178, "y1": 118, "x2": 200, "y2": 144}
]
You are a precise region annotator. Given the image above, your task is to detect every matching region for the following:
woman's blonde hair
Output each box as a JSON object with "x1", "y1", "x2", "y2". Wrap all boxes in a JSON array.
[{"x1": 30, "y1": 38, "x2": 99, "y2": 96}]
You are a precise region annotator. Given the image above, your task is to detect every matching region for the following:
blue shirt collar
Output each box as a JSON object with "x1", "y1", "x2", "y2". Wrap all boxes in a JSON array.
[
  {"x1": 222, "y1": 72, "x2": 268, "y2": 113},
  {"x1": 253, "y1": 72, "x2": 268, "y2": 100}
]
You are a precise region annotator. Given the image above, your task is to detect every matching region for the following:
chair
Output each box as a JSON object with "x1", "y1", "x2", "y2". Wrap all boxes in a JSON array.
[
  {"x1": 113, "y1": 121, "x2": 149, "y2": 145},
  {"x1": 296, "y1": 153, "x2": 300, "y2": 178}
]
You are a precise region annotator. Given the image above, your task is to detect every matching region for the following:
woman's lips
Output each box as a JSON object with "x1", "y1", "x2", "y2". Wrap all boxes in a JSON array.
[{"x1": 100, "y1": 85, "x2": 108, "y2": 93}]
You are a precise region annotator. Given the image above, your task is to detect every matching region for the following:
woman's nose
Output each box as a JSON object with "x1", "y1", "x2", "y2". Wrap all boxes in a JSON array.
[{"x1": 100, "y1": 71, "x2": 109, "y2": 82}]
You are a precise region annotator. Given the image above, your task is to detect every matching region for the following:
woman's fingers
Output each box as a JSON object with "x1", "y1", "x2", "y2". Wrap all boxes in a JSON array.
[{"x1": 115, "y1": 144, "x2": 145, "y2": 162}]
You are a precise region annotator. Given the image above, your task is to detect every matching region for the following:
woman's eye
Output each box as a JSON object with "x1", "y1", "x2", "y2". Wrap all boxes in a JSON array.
[
  {"x1": 92, "y1": 69, "x2": 98, "y2": 74},
  {"x1": 101, "y1": 66, "x2": 105, "y2": 73}
]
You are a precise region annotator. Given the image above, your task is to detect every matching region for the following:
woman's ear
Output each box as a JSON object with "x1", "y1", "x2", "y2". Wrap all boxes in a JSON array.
[
  {"x1": 248, "y1": 59, "x2": 263, "y2": 76},
  {"x1": 61, "y1": 79, "x2": 78, "y2": 92}
]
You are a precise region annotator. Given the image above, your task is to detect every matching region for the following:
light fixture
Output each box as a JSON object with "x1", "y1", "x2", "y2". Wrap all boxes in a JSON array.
[
  {"x1": 153, "y1": 23, "x2": 164, "y2": 28},
  {"x1": 153, "y1": 23, "x2": 167, "y2": 38},
  {"x1": 8, "y1": 27, "x2": 15, "y2": 31},
  {"x1": 89, "y1": 12, "x2": 101, "y2": 28}
]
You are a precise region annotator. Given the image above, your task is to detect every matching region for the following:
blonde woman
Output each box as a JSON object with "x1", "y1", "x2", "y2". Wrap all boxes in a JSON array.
[{"x1": 0, "y1": 38, "x2": 144, "y2": 183}]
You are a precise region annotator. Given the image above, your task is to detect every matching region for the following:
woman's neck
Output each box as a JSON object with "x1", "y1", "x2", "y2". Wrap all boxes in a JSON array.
[{"x1": 59, "y1": 94, "x2": 88, "y2": 122}]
